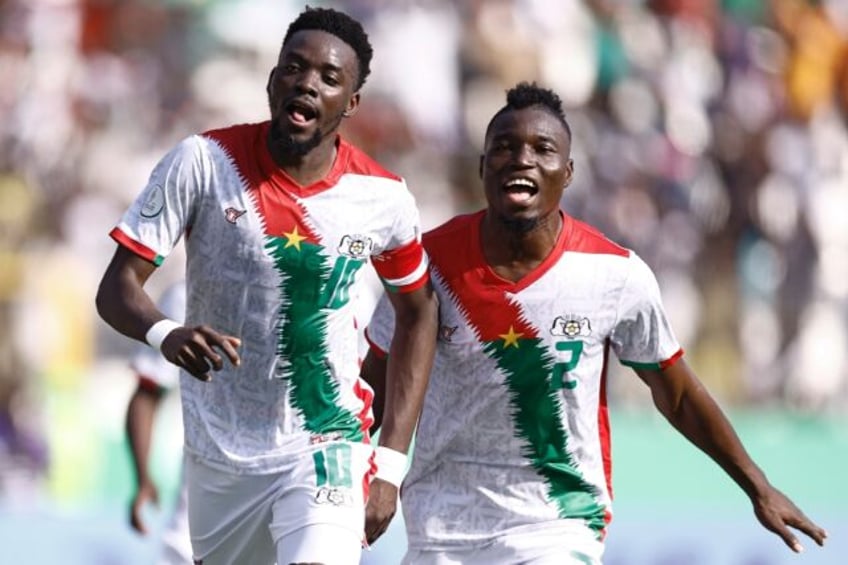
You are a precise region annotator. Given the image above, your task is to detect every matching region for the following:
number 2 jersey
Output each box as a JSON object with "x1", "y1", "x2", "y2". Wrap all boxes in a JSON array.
[
  {"x1": 111, "y1": 121, "x2": 429, "y2": 474},
  {"x1": 366, "y1": 210, "x2": 682, "y2": 549}
]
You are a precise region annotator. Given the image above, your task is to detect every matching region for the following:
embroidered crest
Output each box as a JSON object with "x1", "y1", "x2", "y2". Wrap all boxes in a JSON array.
[
  {"x1": 338, "y1": 235, "x2": 373, "y2": 258},
  {"x1": 551, "y1": 316, "x2": 592, "y2": 338}
]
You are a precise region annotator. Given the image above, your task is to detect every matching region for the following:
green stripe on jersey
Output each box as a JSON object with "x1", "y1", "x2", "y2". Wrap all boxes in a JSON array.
[
  {"x1": 266, "y1": 235, "x2": 364, "y2": 440},
  {"x1": 484, "y1": 337, "x2": 606, "y2": 532}
]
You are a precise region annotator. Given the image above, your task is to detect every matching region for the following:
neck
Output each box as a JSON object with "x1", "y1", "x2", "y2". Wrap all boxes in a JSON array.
[
  {"x1": 267, "y1": 131, "x2": 339, "y2": 187},
  {"x1": 480, "y1": 210, "x2": 563, "y2": 281}
]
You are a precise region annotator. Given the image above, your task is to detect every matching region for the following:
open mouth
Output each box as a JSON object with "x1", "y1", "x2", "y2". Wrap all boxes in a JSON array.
[
  {"x1": 286, "y1": 99, "x2": 318, "y2": 126},
  {"x1": 502, "y1": 177, "x2": 538, "y2": 203}
]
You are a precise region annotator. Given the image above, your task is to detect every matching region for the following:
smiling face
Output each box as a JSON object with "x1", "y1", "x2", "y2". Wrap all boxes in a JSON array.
[
  {"x1": 267, "y1": 29, "x2": 360, "y2": 158},
  {"x1": 480, "y1": 106, "x2": 573, "y2": 232}
]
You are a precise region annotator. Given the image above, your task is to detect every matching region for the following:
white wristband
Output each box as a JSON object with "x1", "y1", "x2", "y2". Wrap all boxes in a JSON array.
[
  {"x1": 373, "y1": 446, "x2": 408, "y2": 488},
  {"x1": 145, "y1": 319, "x2": 181, "y2": 352}
]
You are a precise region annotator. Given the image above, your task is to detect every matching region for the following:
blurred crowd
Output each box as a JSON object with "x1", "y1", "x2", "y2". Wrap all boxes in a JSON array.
[{"x1": 1, "y1": 0, "x2": 847, "y2": 506}]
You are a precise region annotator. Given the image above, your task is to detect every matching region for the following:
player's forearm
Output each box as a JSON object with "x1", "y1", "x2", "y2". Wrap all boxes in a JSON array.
[
  {"x1": 96, "y1": 249, "x2": 161, "y2": 343},
  {"x1": 659, "y1": 377, "x2": 771, "y2": 500},
  {"x1": 378, "y1": 295, "x2": 438, "y2": 453}
]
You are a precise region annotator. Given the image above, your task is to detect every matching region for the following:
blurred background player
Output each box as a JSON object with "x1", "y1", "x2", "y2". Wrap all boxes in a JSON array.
[{"x1": 125, "y1": 281, "x2": 191, "y2": 564}]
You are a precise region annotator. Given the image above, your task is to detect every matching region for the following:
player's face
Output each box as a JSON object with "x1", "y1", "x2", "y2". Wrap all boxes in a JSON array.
[
  {"x1": 267, "y1": 30, "x2": 360, "y2": 157},
  {"x1": 481, "y1": 107, "x2": 573, "y2": 231}
]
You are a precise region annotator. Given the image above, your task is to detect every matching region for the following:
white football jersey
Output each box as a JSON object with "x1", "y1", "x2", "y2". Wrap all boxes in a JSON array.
[
  {"x1": 367, "y1": 211, "x2": 682, "y2": 550},
  {"x1": 112, "y1": 122, "x2": 429, "y2": 474}
]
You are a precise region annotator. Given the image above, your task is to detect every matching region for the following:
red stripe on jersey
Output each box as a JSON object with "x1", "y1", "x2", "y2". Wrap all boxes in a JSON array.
[
  {"x1": 137, "y1": 376, "x2": 165, "y2": 394},
  {"x1": 372, "y1": 239, "x2": 428, "y2": 292},
  {"x1": 204, "y1": 123, "x2": 320, "y2": 241},
  {"x1": 563, "y1": 216, "x2": 630, "y2": 257},
  {"x1": 364, "y1": 328, "x2": 388, "y2": 359},
  {"x1": 353, "y1": 379, "x2": 374, "y2": 444},
  {"x1": 660, "y1": 348, "x2": 685, "y2": 369},
  {"x1": 425, "y1": 213, "x2": 537, "y2": 340},
  {"x1": 598, "y1": 339, "x2": 613, "y2": 504},
  {"x1": 110, "y1": 228, "x2": 162, "y2": 265},
  {"x1": 204, "y1": 121, "x2": 399, "y2": 198}
]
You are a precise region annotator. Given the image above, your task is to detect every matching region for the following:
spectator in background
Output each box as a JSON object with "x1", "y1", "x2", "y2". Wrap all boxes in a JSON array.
[
  {"x1": 95, "y1": 6, "x2": 437, "y2": 564},
  {"x1": 125, "y1": 281, "x2": 191, "y2": 565}
]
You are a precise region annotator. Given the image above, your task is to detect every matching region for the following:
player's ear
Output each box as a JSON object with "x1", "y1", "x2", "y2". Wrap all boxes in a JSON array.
[
  {"x1": 266, "y1": 68, "x2": 276, "y2": 98},
  {"x1": 563, "y1": 159, "x2": 574, "y2": 188},
  {"x1": 342, "y1": 92, "x2": 361, "y2": 118},
  {"x1": 478, "y1": 155, "x2": 484, "y2": 179}
]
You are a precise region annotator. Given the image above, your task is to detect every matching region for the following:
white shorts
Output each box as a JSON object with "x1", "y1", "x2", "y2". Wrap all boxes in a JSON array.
[
  {"x1": 402, "y1": 525, "x2": 604, "y2": 565},
  {"x1": 185, "y1": 441, "x2": 373, "y2": 565}
]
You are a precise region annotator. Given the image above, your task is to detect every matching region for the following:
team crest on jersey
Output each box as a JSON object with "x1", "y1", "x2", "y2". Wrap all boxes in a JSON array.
[
  {"x1": 338, "y1": 235, "x2": 373, "y2": 258},
  {"x1": 315, "y1": 486, "x2": 353, "y2": 506},
  {"x1": 224, "y1": 207, "x2": 246, "y2": 224},
  {"x1": 438, "y1": 325, "x2": 458, "y2": 342},
  {"x1": 551, "y1": 316, "x2": 592, "y2": 338}
]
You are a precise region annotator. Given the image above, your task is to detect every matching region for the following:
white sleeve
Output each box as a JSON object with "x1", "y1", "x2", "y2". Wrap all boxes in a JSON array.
[
  {"x1": 111, "y1": 136, "x2": 208, "y2": 265},
  {"x1": 610, "y1": 253, "x2": 682, "y2": 370}
]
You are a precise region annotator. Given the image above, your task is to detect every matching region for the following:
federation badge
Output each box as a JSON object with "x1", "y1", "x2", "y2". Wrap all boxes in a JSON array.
[
  {"x1": 551, "y1": 316, "x2": 592, "y2": 338},
  {"x1": 338, "y1": 234, "x2": 373, "y2": 258}
]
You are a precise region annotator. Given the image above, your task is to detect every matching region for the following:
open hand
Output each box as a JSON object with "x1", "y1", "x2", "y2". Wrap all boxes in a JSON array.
[{"x1": 752, "y1": 486, "x2": 828, "y2": 552}]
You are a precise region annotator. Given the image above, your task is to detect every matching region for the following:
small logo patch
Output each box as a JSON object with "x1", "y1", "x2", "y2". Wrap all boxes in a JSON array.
[
  {"x1": 315, "y1": 486, "x2": 353, "y2": 506},
  {"x1": 140, "y1": 185, "x2": 165, "y2": 218},
  {"x1": 225, "y1": 207, "x2": 246, "y2": 224},
  {"x1": 439, "y1": 325, "x2": 458, "y2": 343},
  {"x1": 551, "y1": 316, "x2": 592, "y2": 338},
  {"x1": 338, "y1": 234, "x2": 373, "y2": 258}
]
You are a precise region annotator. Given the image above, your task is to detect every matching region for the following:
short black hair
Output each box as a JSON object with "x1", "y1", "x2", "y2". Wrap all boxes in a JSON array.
[
  {"x1": 486, "y1": 82, "x2": 572, "y2": 141},
  {"x1": 282, "y1": 6, "x2": 373, "y2": 90}
]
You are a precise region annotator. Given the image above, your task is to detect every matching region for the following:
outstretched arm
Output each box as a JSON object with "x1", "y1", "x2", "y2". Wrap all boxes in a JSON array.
[
  {"x1": 125, "y1": 382, "x2": 165, "y2": 535},
  {"x1": 364, "y1": 282, "x2": 438, "y2": 545},
  {"x1": 636, "y1": 358, "x2": 828, "y2": 552},
  {"x1": 96, "y1": 246, "x2": 241, "y2": 381}
]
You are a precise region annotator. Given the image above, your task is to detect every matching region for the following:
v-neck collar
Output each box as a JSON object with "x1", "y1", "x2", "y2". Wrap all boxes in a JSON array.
[
  {"x1": 472, "y1": 210, "x2": 572, "y2": 292},
  {"x1": 256, "y1": 121, "x2": 352, "y2": 198}
]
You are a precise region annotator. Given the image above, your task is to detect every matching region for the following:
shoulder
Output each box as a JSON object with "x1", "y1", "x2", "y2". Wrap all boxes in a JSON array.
[
  {"x1": 423, "y1": 212, "x2": 480, "y2": 251},
  {"x1": 339, "y1": 138, "x2": 403, "y2": 183},
  {"x1": 200, "y1": 121, "x2": 264, "y2": 148},
  {"x1": 563, "y1": 215, "x2": 630, "y2": 258}
]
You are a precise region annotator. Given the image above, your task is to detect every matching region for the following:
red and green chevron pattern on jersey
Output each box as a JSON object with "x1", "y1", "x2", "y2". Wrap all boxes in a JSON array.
[
  {"x1": 265, "y1": 233, "x2": 365, "y2": 440},
  {"x1": 443, "y1": 275, "x2": 607, "y2": 533}
]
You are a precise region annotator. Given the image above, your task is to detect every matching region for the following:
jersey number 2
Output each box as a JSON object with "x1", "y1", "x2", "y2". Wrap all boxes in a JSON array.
[{"x1": 552, "y1": 340, "x2": 583, "y2": 390}]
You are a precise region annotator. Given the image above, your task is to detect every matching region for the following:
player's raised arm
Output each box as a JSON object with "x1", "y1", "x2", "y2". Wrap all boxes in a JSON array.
[
  {"x1": 635, "y1": 359, "x2": 828, "y2": 552},
  {"x1": 96, "y1": 246, "x2": 240, "y2": 382}
]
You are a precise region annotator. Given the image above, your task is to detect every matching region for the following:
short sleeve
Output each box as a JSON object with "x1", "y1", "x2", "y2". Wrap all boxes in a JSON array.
[
  {"x1": 610, "y1": 253, "x2": 683, "y2": 370},
  {"x1": 110, "y1": 136, "x2": 206, "y2": 265}
]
